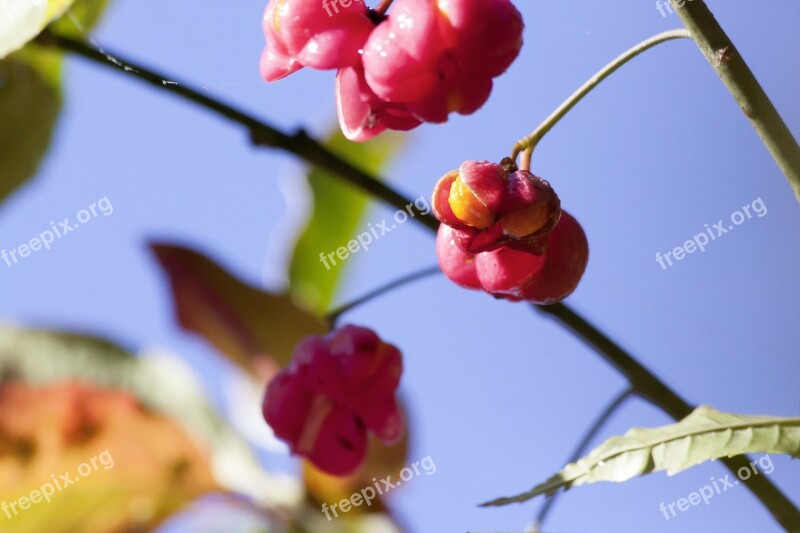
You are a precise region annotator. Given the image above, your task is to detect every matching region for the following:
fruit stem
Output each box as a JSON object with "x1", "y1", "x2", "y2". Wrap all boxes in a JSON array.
[
  {"x1": 375, "y1": 0, "x2": 393, "y2": 16},
  {"x1": 673, "y1": 0, "x2": 800, "y2": 201},
  {"x1": 325, "y1": 265, "x2": 441, "y2": 326},
  {"x1": 535, "y1": 303, "x2": 800, "y2": 531},
  {"x1": 510, "y1": 29, "x2": 691, "y2": 165}
]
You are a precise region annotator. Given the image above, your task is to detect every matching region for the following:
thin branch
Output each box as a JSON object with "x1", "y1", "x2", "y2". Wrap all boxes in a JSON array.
[
  {"x1": 534, "y1": 303, "x2": 800, "y2": 531},
  {"x1": 325, "y1": 265, "x2": 441, "y2": 326},
  {"x1": 674, "y1": 1, "x2": 800, "y2": 202},
  {"x1": 511, "y1": 29, "x2": 692, "y2": 164},
  {"x1": 535, "y1": 387, "x2": 634, "y2": 529},
  {"x1": 35, "y1": 30, "x2": 440, "y2": 232}
]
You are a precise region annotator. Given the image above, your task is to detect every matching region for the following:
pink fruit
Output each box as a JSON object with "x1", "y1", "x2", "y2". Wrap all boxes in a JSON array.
[
  {"x1": 436, "y1": 224, "x2": 482, "y2": 290},
  {"x1": 520, "y1": 211, "x2": 589, "y2": 304},
  {"x1": 260, "y1": 0, "x2": 373, "y2": 82},
  {"x1": 475, "y1": 246, "x2": 546, "y2": 296},
  {"x1": 261, "y1": 0, "x2": 524, "y2": 139},
  {"x1": 432, "y1": 161, "x2": 561, "y2": 254},
  {"x1": 262, "y1": 325, "x2": 404, "y2": 476},
  {"x1": 336, "y1": 63, "x2": 422, "y2": 142}
]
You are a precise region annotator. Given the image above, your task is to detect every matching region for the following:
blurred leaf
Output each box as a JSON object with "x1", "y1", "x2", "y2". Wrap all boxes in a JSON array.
[
  {"x1": 0, "y1": 323, "x2": 303, "y2": 509},
  {"x1": 0, "y1": 0, "x2": 110, "y2": 206},
  {"x1": 0, "y1": 50, "x2": 61, "y2": 206},
  {"x1": 289, "y1": 130, "x2": 404, "y2": 313},
  {"x1": 49, "y1": 0, "x2": 110, "y2": 37},
  {"x1": 0, "y1": 0, "x2": 108, "y2": 58},
  {"x1": 151, "y1": 243, "x2": 327, "y2": 374},
  {"x1": 483, "y1": 405, "x2": 800, "y2": 506},
  {"x1": 0, "y1": 380, "x2": 218, "y2": 532}
]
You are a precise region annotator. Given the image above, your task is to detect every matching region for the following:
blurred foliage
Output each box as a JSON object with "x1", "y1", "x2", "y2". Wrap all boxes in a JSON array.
[
  {"x1": 289, "y1": 130, "x2": 404, "y2": 314},
  {"x1": 0, "y1": 323, "x2": 303, "y2": 511},
  {"x1": 0, "y1": 0, "x2": 109, "y2": 206},
  {"x1": 151, "y1": 243, "x2": 328, "y2": 377},
  {"x1": 49, "y1": 0, "x2": 110, "y2": 37},
  {"x1": 0, "y1": 50, "x2": 61, "y2": 206},
  {"x1": 0, "y1": 381, "x2": 217, "y2": 532}
]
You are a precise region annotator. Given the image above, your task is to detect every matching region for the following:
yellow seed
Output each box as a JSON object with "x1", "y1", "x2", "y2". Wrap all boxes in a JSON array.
[
  {"x1": 501, "y1": 204, "x2": 551, "y2": 237},
  {"x1": 448, "y1": 177, "x2": 492, "y2": 228}
]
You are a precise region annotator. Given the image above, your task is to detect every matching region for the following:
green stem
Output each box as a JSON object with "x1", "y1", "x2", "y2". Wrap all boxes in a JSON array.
[
  {"x1": 535, "y1": 388, "x2": 634, "y2": 528},
  {"x1": 674, "y1": 1, "x2": 800, "y2": 201},
  {"x1": 512, "y1": 29, "x2": 692, "y2": 167},
  {"x1": 325, "y1": 265, "x2": 440, "y2": 326}
]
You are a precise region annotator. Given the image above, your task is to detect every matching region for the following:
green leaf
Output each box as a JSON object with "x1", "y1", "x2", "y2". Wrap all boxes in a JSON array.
[
  {"x1": 49, "y1": 0, "x2": 111, "y2": 37},
  {"x1": 0, "y1": 0, "x2": 110, "y2": 206},
  {"x1": 288, "y1": 129, "x2": 404, "y2": 313},
  {"x1": 151, "y1": 242, "x2": 328, "y2": 373},
  {"x1": 0, "y1": 49, "x2": 61, "y2": 205},
  {"x1": 482, "y1": 405, "x2": 800, "y2": 507}
]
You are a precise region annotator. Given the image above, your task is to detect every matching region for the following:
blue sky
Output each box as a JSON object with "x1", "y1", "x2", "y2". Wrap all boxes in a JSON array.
[{"x1": 1, "y1": 1, "x2": 798, "y2": 532}]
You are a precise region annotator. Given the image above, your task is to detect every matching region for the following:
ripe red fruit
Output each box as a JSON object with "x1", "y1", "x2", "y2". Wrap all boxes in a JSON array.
[
  {"x1": 475, "y1": 246, "x2": 546, "y2": 296},
  {"x1": 432, "y1": 161, "x2": 562, "y2": 254},
  {"x1": 261, "y1": 0, "x2": 524, "y2": 140},
  {"x1": 262, "y1": 325, "x2": 404, "y2": 476},
  {"x1": 260, "y1": 0, "x2": 373, "y2": 82},
  {"x1": 436, "y1": 224, "x2": 482, "y2": 290},
  {"x1": 362, "y1": 0, "x2": 523, "y2": 124},
  {"x1": 437, "y1": 209, "x2": 588, "y2": 304},
  {"x1": 520, "y1": 211, "x2": 589, "y2": 304},
  {"x1": 336, "y1": 63, "x2": 423, "y2": 142}
]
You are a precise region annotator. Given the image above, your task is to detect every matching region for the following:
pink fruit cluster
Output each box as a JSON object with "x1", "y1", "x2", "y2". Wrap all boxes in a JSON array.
[
  {"x1": 262, "y1": 325, "x2": 404, "y2": 476},
  {"x1": 433, "y1": 160, "x2": 589, "y2": 304},
  {"x1": 260, "y1": 0, "x2": 524, "y2": 141}
]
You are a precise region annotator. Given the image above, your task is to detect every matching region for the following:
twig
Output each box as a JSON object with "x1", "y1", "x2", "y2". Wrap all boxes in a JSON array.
[
  {"x1": 534, "y1": 388, "x2": 634, "y2": 529},
  {"x1": 535, "y1": 303, "x2": 800, "y2": 531},
  {"x1": 511, "y1": 29, "x2": 692, "y2": 165},
  {"x1": 35, "y1": 30, "x2": 440, "y2": 231},
  {"x1": 325, "y1": 265, "x2": 441, "y2": 326},
  {"x1": 674, "y1": 1, "x2": 800, "y2": 201}
]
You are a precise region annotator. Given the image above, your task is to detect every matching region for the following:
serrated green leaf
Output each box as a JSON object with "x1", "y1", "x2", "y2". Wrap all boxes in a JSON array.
[
  {"x1": 288, "y1": 130, "x2": 404, "y2": 313},
  {"x1": 151, "y1": 242, "x2": 328, "y2": 373},
  {"x1": 482, "y1": 405, "x2": 800, "y2": 507}
]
